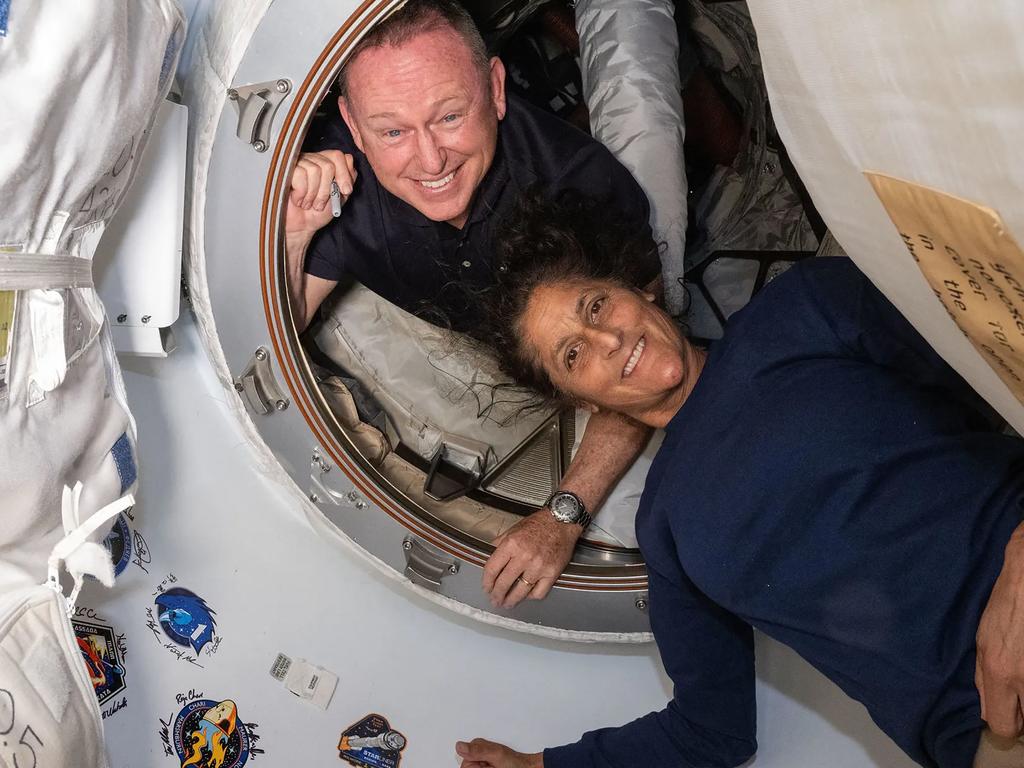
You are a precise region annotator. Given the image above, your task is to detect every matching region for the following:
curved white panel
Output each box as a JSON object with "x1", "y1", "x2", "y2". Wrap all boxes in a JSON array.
[{"x1": 181, "y1": 0, "x2": 651, "y2": 637}]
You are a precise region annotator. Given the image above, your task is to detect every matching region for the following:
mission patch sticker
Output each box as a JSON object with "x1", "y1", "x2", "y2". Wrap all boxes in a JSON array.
[
  {"x1": 159, "y1": 693, "x2": 263, "y2": 768},
  {"x1": 146, "y1": 576, "x2": 221, "y2": 667},
  {"x1": 73, "y1": 618, "x2": 127, "y2": 714},
  {"x1": 338, "y1": 713, "x2": 407, "y2": 768}
]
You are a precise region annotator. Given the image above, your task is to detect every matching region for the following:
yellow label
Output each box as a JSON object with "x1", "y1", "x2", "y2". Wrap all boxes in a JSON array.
[
  {"x1": 868, "y1": 171, "x2": 1024, "y2": 405},
  {"x1": 0, "y1": 290, "x2": 15, "y2": 385},
  {"x1": 866, "y1": 172, "x2": 1024, "y2": 405}
]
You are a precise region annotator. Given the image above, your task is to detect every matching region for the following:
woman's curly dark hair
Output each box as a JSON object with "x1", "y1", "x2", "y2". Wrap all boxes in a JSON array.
[{"x1": 464, "y1": 187, "x2": 661, "y2": 407}]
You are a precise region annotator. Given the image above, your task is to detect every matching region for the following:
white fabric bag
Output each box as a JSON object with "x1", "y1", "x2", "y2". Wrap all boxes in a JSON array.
[
  {"x1": 0, "y1": 0, "x2": 184, "y2": 588},
  {"x1": 0, "y1": 490, "x2": 133, "y2": 768},
  {"x1": 0, "y1": 3, "x2": 183, "y2": 767}
]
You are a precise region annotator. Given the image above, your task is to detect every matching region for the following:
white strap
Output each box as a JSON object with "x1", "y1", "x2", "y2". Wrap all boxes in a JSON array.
[
  {"x1": 0, "y1": 253, "x2": 93, "y2": 291},
  {"x1": 47, "y1": 483, "x2": 135, "y2": 612}
]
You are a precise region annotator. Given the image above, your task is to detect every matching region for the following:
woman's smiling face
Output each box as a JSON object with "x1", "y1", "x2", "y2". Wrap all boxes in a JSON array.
[{"x1": 520, "y1": 279, "x2": 697, "y2": 423}]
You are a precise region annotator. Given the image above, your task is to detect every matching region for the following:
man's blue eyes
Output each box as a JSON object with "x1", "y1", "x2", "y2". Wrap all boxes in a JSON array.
[{"x1": 383, "y1": 115, "x2": 459, "y2": 138}]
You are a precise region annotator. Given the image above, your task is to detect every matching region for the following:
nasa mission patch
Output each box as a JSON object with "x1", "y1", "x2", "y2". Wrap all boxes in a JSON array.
[
  {"x1": 146, "y1": 576, "x2": 221, "y2": 667},
  {"x1": 103, "y1": 508, "x2": 153, "y2": 575},
  {"x1": 159, "y1": 693, "x2": 263, "y2": 768},
  {"x1": 338, "y1": 713, "x2": 407, "y2": 768},
  {"x1": 103, "y1": 513, "x2": 133, "y2": 577},
  {"x1": 73, "y1": 617, "x2": 127, "y2": 714}
]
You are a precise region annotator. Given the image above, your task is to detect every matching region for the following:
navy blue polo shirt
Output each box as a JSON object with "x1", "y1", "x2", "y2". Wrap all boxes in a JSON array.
[
  {"x1": 303, "y1": 93, "x2": 657, "y2": 331},
  {"x1": 545, "y1": 258, "x2": 1024, "y2": 768}
]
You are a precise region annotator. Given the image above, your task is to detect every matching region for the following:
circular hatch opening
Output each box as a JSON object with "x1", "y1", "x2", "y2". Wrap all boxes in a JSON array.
[{"x1": 261, "y1": 0, "x2": 647, "y2": 592}]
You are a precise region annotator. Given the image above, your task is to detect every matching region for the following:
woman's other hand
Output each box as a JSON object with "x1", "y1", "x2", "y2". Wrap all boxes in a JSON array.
[
  {"x1": 976, "y1": 521, "x2": 1024, "y2": 738},
  {"x1": 456, "y1": 739, "x2": 543, "y2": 768}
]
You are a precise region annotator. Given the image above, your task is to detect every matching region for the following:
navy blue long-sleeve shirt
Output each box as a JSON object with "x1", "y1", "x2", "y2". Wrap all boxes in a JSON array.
[{"x1": 545, "y1": 258, "x2": 1024, "y2": 768}]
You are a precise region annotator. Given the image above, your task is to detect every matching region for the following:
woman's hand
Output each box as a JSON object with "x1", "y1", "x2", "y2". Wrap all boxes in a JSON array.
[
  {"x1": 976, "y1": 521, "x2": 1024, "y2": 738},
  {"x1": 456, "y1": 739, "x2": 543, "y2": 768},
  {"x1": 482, "y1": 510, "x2": 579, "y2": 608}
]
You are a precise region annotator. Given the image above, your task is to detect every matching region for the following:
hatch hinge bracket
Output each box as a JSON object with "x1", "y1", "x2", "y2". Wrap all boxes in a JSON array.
[
  {"x1": 423, "y1": 433, "x2": 492, "y2": 502},
  {"x1": 233, "y1": 346, "x2": 289, "y2": 415},
  {"x1": 402, "y1": 536, "x2": 460, "y2": 592},
  {"x1": 227, "y1": 78, "x2": 291, "y2": 152}
]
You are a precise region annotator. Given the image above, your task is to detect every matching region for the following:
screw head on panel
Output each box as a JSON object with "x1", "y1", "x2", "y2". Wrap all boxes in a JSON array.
[
  {"x1": 254, "y1": 348, "x2": 268, "y2": 361},
  {"x1": 635, "y1": 597, "x2": 648, "y2": 612},
  {"x1": 275, "y1": 79, "x2": 290, "y2": 94},
  {"x1": 253, "y1": 140, "x2": 267, "y2": 153},
  {"x1": 275, "y1": 399, "x2": 288, "y2": 411}
]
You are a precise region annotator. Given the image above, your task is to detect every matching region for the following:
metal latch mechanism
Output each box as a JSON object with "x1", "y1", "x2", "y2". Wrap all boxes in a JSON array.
[
  {"x1": 402, "y1": 536, "x2": 459, "y2": 592},
  {"x1": 423, "y1": 434, "x2": 492, "y2": 502},
  {"x1": 227, "y1": 78, "x2": 291, "y2": 153},
  {"x1": 233, "y1": 347, "x2": 289, "y2": 415}
]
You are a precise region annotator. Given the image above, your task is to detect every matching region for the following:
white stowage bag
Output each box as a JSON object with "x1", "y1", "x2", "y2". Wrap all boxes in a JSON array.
[
  {"x1": 745, "y1": 0, "x2": 1024, "y2": 432},
  {"x1": 315, "y1": 284, "x2": 552, "y2": 465},
  {"x1": 0, "y1": 2, "x2": 183, "y2": 766}
]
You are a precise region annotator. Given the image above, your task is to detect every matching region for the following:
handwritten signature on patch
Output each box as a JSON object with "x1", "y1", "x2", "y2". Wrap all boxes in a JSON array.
[{"x1": 131, "y1": 530, "x2": 152, "y2": 573}]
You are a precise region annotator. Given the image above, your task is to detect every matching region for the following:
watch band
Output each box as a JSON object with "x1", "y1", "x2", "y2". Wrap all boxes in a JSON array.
[{"x1": 545, "y1": 491, "x2": 592, "y2": 529}]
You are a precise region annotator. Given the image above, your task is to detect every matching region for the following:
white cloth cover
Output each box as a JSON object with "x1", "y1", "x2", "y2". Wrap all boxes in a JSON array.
[
  {"x1": 0, "y1": 490, "x2": 133, "y2": 768},
  {"x1": 746, "y1": 0, "x2": 1024, "y2": 432},
  {"x1": 315, "y1": 284, "x2": 552, "y2": 464},
  {"x1": 0, "y1": 3, "x2": 183, "y2": 767},
  {"x1": 0, "y1": 587, "x2": 106, "y2": 768},
  {"x1": 0, "y1": 0, "x2": 183, "y2": 589},
  {"x1": 575, "y1": 0, "x2": 689, "y2": 314}
]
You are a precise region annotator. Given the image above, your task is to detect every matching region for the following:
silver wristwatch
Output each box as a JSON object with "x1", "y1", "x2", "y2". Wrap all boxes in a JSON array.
[{"x1": 545, "y1": 491, "x2": 592, "y2": 528}]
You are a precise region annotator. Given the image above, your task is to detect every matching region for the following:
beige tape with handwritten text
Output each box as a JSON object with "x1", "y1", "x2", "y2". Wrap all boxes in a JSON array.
[{"x1": 866, "y1": 172, "x2": 1024, "y2": 405}]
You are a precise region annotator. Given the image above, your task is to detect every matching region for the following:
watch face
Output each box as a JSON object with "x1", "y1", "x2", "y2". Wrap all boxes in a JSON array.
[{"x1": 550, "y1": 493, "x2": 582, "y2": 523}]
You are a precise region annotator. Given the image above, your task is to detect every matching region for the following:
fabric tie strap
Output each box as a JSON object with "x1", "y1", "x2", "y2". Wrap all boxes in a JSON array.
[
  {"x1": 0, "y1": 253, "x2": 94, "y2": 291},
  {"x1": 47, "y1": 483, "x2": 135, "y2": 614}
]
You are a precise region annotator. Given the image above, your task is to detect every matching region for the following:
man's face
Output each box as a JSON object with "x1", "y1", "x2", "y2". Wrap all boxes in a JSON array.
[{"x1": 338, "y1": 26, "x2": 506, "y2": 229}]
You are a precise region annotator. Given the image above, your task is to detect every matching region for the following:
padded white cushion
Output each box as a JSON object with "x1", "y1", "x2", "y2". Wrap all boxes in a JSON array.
[{"x1": 748, "y1": 0, "x2": 1024, "y2": 431}]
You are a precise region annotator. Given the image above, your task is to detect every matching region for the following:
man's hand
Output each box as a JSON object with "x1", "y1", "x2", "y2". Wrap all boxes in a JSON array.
[
  {"x1": 482, "y1": 509, "x2": 579, "y2": 609},
  {"x1": 286, "y1": 150, "x2": 357, "y2": 237},
  {"x1": 976, "y1": 522, "x2": 1024, "y2": 738},
  {"x1": 284, "y1": 150, "x2": 352, "y2": 330},
  {"x1": 456, "y1": 739, "x2": 542, "y2": 768}
]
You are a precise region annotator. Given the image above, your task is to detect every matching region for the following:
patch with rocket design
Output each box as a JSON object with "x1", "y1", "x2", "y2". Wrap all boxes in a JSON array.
[
  {"x1": 160, "y1": 697, "x2": 263, "y2": 768},
  {"x1": 73, "y1": 619, "x2": 127, "y2": 705},
  {"x1": 338, "y1": 713, "x2": 407, "y2": 768}
]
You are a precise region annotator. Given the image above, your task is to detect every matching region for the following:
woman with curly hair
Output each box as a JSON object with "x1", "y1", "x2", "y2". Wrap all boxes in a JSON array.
[{"x1": 457, "y1": 192, "x2": 1024, "y2": 768}]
